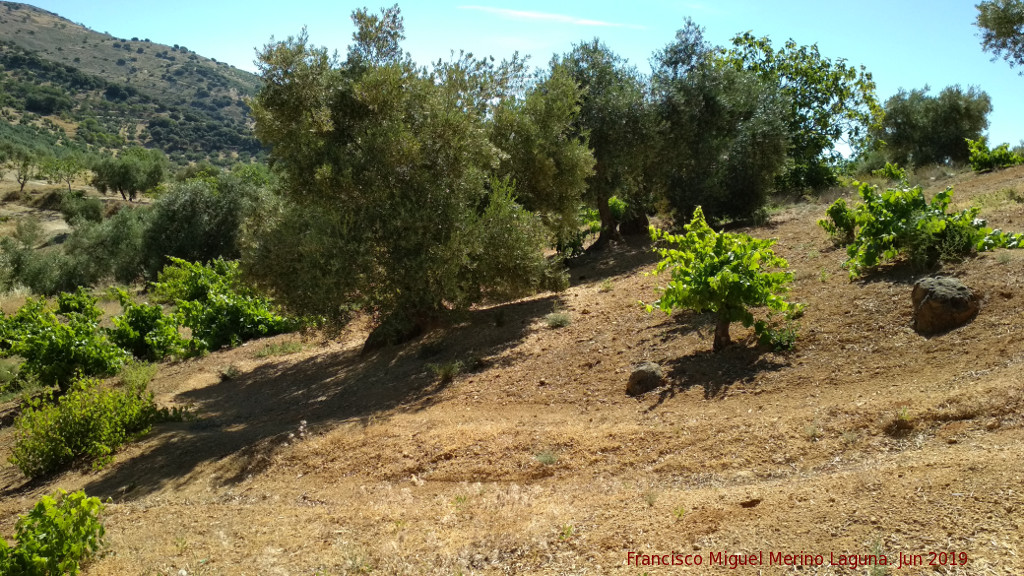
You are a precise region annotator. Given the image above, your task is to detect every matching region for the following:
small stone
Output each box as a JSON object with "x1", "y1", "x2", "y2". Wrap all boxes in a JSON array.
[
  {"x1": 740, "y1": 497, "x2": 762, "y2": 508},
  {"x1": 626, "y1": 362, "x2": 663, "y2": 396},
  {"x1": 912, "y1": 276, "x2": 979, "y2": 335}
]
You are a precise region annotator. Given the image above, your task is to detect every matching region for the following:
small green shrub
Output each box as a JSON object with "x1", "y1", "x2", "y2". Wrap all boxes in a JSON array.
[
  {"x1": 967, "y1": 137, "x2": 1023, "y2": 173},
  {"x1": 871, "y1": 162, "x2": 908, "y2": 184},
  {"x1": 647, "y1": 207, "x2": 802, "y2": 352},
  {"x1": 427, "y1": 360, "x2": 463, "y2": 383},
  {"x1": 55, "y1": 287, "x2": 103, "y2": 321},
  {"x1": 58, "y1": 190, "x2": 104, "y2": 224},
  {"x1": 0, "y1": 489, "x2": 105, "y2": 575},
  {"x1": 0, "y1": 291, "x2": 128, "y2": 392},
  {"x1": 834, "y1": 182, "x2": 1024, "y2": 277},
  {"x1": 0, "y1": 204, "x2": 154, "y2": 294},
  {"x1": 142, "y1": 176, "x2": 265, "y2": 278},
  {"x1": 106, "y1": 289, "x2": 191, "y2": 361},
  {"x1": 818, "y1": 198, "x2": 857, "y2": 246},
  {"x1": 557, "y1": 205, "x2": 601, "y2": 257},
  {"x1": 9, "y1": 376, "x2": 159, "y2": 477},
  {"x1": 544, "y1": 312, "x2": 571, "y2": 329},
  {"x1": 0, "y1": 357, "x2": 22, "y2": 391},
  {"x1": 608, "y1": 195, "x2": 627, "y2": 222},
  {"x1": 118, "y1": 360, "x2": 159, "y2": 389},
  {"x1": 152, "y1": 258, "x2": 297, "y2": 351}
]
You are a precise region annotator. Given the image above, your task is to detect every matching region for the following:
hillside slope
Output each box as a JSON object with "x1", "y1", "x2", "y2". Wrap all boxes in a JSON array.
[
  {"x1": 0, "y1": 169, "x2": 1022, "y2": 575},
  {"x1": 0, "y1": 1, "x2": 261, "y2": 163}
]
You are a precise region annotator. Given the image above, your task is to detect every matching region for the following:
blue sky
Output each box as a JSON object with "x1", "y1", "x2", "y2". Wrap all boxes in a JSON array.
[{"x1": 24, "y1": 0, "x2": 1024, "y2": 148}]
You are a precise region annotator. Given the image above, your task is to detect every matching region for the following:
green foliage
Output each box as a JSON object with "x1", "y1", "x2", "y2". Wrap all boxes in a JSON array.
[
  {"x1": 90, "y1": 147, "x2": 167, "y2": 201},
  {"x1": 653, "y1": 32, "x2": 789, "y2": 221},
  {"x1": 726, "y1": 33, "x2": 883, "y2": 191},
  {"x1": 117, "y1": 360, "x2": 159, "y2": 389},
  {"x1": 874, "y1": 86, "x2": 991, "y2": 166},
  {"x1": 56, "y1": 287, "x2": 104, "y2": 321},
  {"x1": 427, "y1": 360, "x2": 464, "y2": 384},
  {"x1": 834, "y1": 182, "x2": 1024, "y2": 277},
  {"x1": 472, "y1": 180, "x2": 567, "y2": 301},
  {"x1": 0, "y1": 163, "x2": 264, "y2": 293},
  {"x1": 151, "y1": 256, "x2": 238, "y2": 303},
  {"x1": 51, "y1": 204, "x2": 151, "y2": 289},
  {"x1": 0, "y1": 290, "x2": 128, "y2": 392},
  {"x1": 40, "y1": 153, "x2": 87, "y2": 191},
  {"x1": 152, "y1": 258, "x2": 296, "y2": 350},
  {"x1": 976, "y1": 0, "x2": 1024, "y2": 72},
  {"x1": 818, "y1": 198, "x2": 858, "y2": 245},
  {"x1": 544, "y1": 312, "x2": 572, "y2": 329},
  {"x1": 142, "y1": 170, "x2": 268, "y2": 277},
  {"x1": 58, "y1": 189, "x2": 103, "y2": 224},
  {"x1": 558, "y1": 40, "x2": 652, "y2": 245},
  {"x1": 9, "y1": 376, "x2": 158, "y2": 477},
  {"x1": 0, "y1": 489, "x2": 105, "y2": 575},
  {"x1": 246, "y1": 14, "x2": 560, "y2": 341},
  {"x1": 648, "y1": 207, "x2": 801, "y2": 351},
  {"x1": 106, "y1": 289, "x2": 190, "y2": 361},
  {"x1": 608, "y1": 196, "x2": 628, "y2": 222},
  {"x1": 12, "y1": 151, "x2": 37, "y2": 193},
  {"x1": 490, "y1": 61, "x2": 595, "y2": 247},
  {"x1": 871, "y1": 162, "x2": 908, "y2": 184},
  {"x1": 967, "y1": 137, "x2": 1023, "y2": 172}
]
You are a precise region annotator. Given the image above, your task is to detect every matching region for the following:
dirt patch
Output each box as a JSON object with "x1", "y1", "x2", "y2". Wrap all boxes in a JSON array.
[{"x1": 0, "y1": 169, "x2": 1023, "y2": 575}]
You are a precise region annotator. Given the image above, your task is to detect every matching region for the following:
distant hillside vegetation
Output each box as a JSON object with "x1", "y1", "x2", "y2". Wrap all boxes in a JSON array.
[{"x1": 0, "y1": 1, "x2": 262, "y2": 164}]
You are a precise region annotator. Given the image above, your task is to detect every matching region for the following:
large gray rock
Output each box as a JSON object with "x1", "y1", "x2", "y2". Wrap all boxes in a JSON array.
[
  {"x1": 627, "y1": 362, "x2": 664, "y2": 396},
  {"x1": 912, "y1": 276, "x2": 979, "y2": 335}
]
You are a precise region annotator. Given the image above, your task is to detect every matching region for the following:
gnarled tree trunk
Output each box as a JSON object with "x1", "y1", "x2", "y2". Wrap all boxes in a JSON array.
[{"x1": 589, "y1": 193, "x2": 622, "y2": 250}]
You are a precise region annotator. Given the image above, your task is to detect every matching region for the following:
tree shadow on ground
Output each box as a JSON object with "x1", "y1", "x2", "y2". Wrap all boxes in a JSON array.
[
  {"x1": 567, "y1": 234, "x2": 660, "y2": 285},
  {"x1": 650, "y1": 311, "x2": 717, "y2": 343},
  {"x1": 859, "y1": 261, "x2": 933, "y2": 287},
  {"x1": 0, "y1": 295, "x2": 565, "y2": 502},
  {"x1": 644, "y1": 342, "x2": 789, "y2": 410}
]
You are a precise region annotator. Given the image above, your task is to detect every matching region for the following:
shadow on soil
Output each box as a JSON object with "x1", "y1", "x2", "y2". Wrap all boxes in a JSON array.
[
  {"x1": 646, "y1": 342, "x2": 789, "y2": 409},
  {"x1": 567, "y1": 234, "x2": 659, "y2": 285},
  {"x1": 3, "y1": 295, "x2": 566, "y2": 502}
]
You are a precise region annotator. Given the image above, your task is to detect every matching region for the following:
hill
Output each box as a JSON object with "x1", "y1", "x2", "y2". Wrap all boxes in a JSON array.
[
  {"x1": 0, "y1": 1, "x2": 261, "y2": 164},
  {"x1": 0, "y1": 168, "x2": 1021, "y2": 574}
]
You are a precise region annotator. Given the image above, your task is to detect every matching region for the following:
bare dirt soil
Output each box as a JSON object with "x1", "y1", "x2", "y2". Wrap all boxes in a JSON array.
[{"x1": 1, "y1": 168, "x2": 1022, "y2": 575}]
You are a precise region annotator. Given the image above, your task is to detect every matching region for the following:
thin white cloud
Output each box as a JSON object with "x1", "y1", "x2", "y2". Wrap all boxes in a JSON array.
[
  {"x1": 459, "y1": 5, "x2": 645, "y2": 30},
  {"x1": 683, "y1": 3, "x2": 721, "y2": 14}
]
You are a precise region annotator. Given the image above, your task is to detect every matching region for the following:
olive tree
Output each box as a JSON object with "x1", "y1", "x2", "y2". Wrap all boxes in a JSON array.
[
  {"x1": 557, "y1": 40, "x2": 650, "y2": 247},
  {"x1": 91, "y1": 147, "x2": 167, "y2": 201},
  {"x1": 653, "y1": 22, "x2": 790, "y2": 223},
  {"x1": 977, "y1": 0, "x2": 1024, "y2": 72},
  {"x1": 490, "y1": 62, "x2": 595, "y2": 247},
  {"x1": 245, "y1": 7, "x2": 562, "y2": 349},
  {"x1": 13, "y1": 151, "x2": 37, "y2": 193},
  {"x1": 41, "y1": 153, "x2": 87, "y2": 192},
  {"x1": 873, "y1": 85, "x2": 991, "y2": 165}
]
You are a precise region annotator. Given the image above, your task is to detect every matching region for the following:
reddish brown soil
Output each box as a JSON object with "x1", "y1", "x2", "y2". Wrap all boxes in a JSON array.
[{"x1": 1, "y1": 168, "x2": 1022, "y2": 575}]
